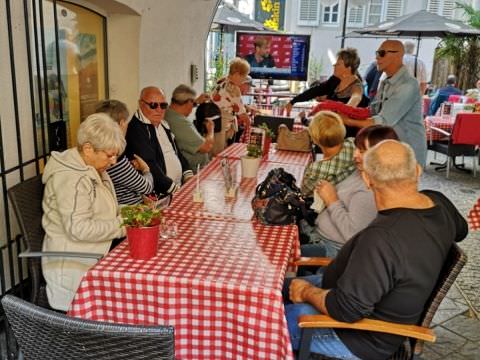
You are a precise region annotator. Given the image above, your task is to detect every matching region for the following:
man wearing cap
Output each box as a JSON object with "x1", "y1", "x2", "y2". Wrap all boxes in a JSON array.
[
  {"x1": 125, "y1": 86, "x2": 193, "y2": 198},
  {"x1": 165, "y1": 84, "x2": 214, "y2": 172}
]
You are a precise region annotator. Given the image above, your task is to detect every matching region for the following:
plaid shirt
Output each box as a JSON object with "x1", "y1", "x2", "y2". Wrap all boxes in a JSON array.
[{"x1": 301, "y1": 138, "x2": 356, "y2": 197}]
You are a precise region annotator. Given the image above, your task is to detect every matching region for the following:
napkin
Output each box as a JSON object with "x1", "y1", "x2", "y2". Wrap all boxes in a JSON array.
[{"x1": 311, "y1": 191, "x2": 325, "y2": 213}]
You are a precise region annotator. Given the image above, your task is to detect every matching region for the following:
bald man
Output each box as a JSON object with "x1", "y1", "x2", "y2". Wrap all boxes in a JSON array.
[
  {"x1": 285, "y1": 140, "x2": 467, "y2": 360},
  {"x1": 341, "y1": 40, "x2": 427, "y2": 167},
  {"x1": 125, "y1": 86, "x2": 193, "y2": 198}
]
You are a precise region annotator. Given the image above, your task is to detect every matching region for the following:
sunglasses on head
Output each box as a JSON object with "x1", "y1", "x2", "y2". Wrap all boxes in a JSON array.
[
  {"x1": 141, "y1": 99, "x2": 168, "y2": 110},
  {"x1": 376, "y1": 50, "x2": 399, "y2": 58}
]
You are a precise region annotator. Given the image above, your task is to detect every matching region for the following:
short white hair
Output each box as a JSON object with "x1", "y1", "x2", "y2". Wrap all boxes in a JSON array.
[
  {"x1": 77, "y1": 113, "x2": 126, "y2": 154},
  {"x1": 363, "y1": 140, "x2": 417, "y2": 185}
]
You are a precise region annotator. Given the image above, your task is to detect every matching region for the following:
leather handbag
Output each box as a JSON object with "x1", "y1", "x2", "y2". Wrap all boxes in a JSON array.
[{"x1": 276, "y1": 124, "x2": 312, "y2": 152}]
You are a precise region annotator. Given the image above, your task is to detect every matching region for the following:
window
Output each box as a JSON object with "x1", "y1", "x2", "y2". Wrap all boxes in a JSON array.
[
  {"x1": 322, "y1": 3, "x2": 340, "y2": 24},
  {"x1": 427, "y1": 0, "x2": 455, "y2": 19},
  {"x1": 347, "y1": 6, "x2": 365, "y2": 27},
  {"x1": 367, "y1": 0, "x2": 383, "y2": 25},
  {"x1": 298, "y1": 0, "x2": 320, "y2": 26},
  {"x1": 385, "y1": 0, "x2": 404, "y2": 20}
]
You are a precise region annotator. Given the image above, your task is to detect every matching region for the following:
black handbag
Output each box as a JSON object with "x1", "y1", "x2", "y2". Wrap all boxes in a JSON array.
[{"x1": 252, "y1": 168, "x2": 312, "y2": 225}]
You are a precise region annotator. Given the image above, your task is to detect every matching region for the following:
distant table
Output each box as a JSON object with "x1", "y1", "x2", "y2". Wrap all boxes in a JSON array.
[
  {"x1": 217, "y1": 142, "x2": 312, "y2": 167},
  {"x1": 68, "y1": 215, "x2": 297, "y2": 360},
  {"x1": 425, "y1": 116, "x2": 454, "y2": 142}
]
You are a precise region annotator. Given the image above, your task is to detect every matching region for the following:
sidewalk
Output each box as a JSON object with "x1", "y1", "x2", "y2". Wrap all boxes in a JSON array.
[{"x1": 418, "y1": 153, "x2": 480, "y2": 359}]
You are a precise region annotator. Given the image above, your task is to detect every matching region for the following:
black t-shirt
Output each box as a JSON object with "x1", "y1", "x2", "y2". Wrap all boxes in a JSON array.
[{"x1": 322, "y1": 190, "x2": 468, "y2": 360}]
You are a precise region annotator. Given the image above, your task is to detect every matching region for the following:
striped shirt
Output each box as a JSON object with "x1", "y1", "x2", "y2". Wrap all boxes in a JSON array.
[{"x1": 107, "y1": 155, "x2": 154, "y2": 205}]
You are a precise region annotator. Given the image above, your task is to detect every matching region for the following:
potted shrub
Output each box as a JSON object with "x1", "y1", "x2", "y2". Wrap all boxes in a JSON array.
[
  {"x1": 121, "y1": 203, "x2": 162, "y2": 260},
  {"x1": 258, "y1": 123, "x2": 274, "y2": 160},
  {"x1": 241, "y1": 144, "x2": 262, "y2": 178}
]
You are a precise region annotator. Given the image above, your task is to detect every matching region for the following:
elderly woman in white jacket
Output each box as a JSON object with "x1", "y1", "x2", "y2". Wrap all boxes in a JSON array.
[{"x1": 42, "y1": 113, "x2": 126, "y2": 311}]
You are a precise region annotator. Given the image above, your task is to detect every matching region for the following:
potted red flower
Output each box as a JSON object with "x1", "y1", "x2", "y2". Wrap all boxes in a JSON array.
[{"x1": 120, "y1": 203, "x2": 162, "y2": 260}]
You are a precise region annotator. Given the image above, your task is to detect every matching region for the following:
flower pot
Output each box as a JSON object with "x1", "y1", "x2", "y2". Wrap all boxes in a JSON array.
[
  {"x1": 241, "y1": 156, "x2": 261, "y2": 178},
  {"x1": 126, "y1": 225, "x2": 160, "y2": 260},
  {"x1": 262, "y1": 136, "x2": 271, "y2": 161}
]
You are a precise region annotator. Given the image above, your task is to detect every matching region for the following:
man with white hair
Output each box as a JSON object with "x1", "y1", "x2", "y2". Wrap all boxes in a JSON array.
[
  {"x1": 403, "y1": 40, "x2": 427, "y2": 95},
  {"x1": 285, "y1": 140, "x2": 467, "y2": 360}
]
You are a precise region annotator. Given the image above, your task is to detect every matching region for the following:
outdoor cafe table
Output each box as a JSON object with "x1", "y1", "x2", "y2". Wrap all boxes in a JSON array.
[
  {"x1": 468, "y1": 198, "x2": 480, "y2": 230},
  {"x1": 68, "y1": 215, "x2": 297, "y2": 360},
  {"x1": 216, "y1": 142, "x2": 312, "y2": 167}
]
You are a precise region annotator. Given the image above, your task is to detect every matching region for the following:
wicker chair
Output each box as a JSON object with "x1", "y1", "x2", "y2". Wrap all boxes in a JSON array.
[
  {"x1": 7, "y1": 175, "x2": 102, "y2": 308},
  {"x1": 1, "y1": 294, "x2": 175, "y2": 360},
  {"x1": 295, "y1": 243, "x2": 467, "y2": 360}
]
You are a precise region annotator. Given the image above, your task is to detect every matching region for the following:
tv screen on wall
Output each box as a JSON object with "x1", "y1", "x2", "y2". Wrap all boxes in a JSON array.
[{"x1": 235, "y1": 31, "x2": 310, "y2": 81}]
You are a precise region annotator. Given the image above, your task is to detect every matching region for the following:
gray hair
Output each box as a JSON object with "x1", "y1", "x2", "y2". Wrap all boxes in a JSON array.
[
  {"x1": 77, "y1": 113, "x2": 126, "y2": 154},
  {"x1": 171, "y1": 84, "x2": 196, "y2": 105},
  {"x1": 95, "y1": 99, "x2": 129, "y2": 124},
  {"x1": 363, "y1": 140, "x2": 417, "y2": 185},
  {"x1": 446, "y1": 75, "x2": 457, "y2": 85}
]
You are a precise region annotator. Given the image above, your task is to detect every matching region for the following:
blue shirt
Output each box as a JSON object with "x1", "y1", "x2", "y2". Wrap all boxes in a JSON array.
[
  {"x1": 428, "y1": 85, "x2": 462, "y2": 116},
  {"x1": 371, "y1": 66, "x2": 427, "y2": 166}
]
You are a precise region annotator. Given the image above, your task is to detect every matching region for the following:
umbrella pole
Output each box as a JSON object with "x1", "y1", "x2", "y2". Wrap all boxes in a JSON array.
[
  {"x1": 340, "y1": 0, "x2": 349, "y2": 48},
  {"x1": 414, "y1": 34, "x2": 421, "y2": 78}
]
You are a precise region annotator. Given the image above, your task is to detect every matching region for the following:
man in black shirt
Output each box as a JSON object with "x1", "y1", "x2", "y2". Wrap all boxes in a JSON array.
[{"x1": 285, "y1": 140, "x2": 468, "y2": 360}]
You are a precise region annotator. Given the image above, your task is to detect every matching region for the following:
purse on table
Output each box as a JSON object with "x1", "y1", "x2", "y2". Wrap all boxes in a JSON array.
[{"x1": 276, "y1": 124, "x2": 312, "y2": 152}]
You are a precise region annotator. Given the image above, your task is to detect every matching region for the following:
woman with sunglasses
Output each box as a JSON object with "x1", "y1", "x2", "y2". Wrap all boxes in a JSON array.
[{"x1": 285, "y1": 48, "x2": 369, "y2": 136}]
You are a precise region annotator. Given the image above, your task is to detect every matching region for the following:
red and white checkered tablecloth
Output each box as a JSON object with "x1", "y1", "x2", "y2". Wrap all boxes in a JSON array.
[
  {"x1": 425, "y1": 116, "x2": 454, "y2": 142},
  {"x1": 216, "y1": 143, "x2": 312, "y2": 167},
  {"x1": 166, "y1": 158, "x2": 306, "y2": 222},
  {"x1": 468, "y1": 198, "x2": 480, "y2": 230},
  {"x1": 68, "y1": 216, "x2": 297, "y2": 360}
]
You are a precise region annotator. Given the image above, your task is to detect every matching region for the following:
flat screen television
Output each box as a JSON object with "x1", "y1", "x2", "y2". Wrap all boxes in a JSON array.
[{"x1": 235, "y1": 31, "x2": 310, "y2": 81}]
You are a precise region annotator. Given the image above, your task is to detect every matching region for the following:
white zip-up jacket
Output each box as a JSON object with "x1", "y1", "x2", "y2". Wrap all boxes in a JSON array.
[{"x1": 42, "y1": 148, "x2": 125, "y2": 311}]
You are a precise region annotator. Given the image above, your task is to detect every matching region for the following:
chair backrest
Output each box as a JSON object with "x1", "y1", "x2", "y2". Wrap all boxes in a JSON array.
[
  {"x1": 7, "y1": 175, "x2": 46, "y2": 305},
  {"x1": 1, "y1": 294, "x2": 175, "y2": 360},
  {"x1": 7, "y1": 175, "x2": 45, "y2": 252},
  {"x1": 452, "y1": 113, "x2": 480, "y2": 145}
]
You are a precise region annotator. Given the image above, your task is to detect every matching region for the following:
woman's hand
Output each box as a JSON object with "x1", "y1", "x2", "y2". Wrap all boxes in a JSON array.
[
  {"x1": 131, "y1": 154, "x2": 150, "y2": 174},
  {"x1": 315, "y1": 180, "x2": 338, "y2": 207},
  {"x1": 284, "y1": 102, "x2": 293, "y2": 116}
]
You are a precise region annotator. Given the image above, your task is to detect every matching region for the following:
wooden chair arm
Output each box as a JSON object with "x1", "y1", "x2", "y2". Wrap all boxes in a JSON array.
[
  {"x1": 429, "y1": 126, "x2": 451, "y2": 137},
  {"x1": 294, "y1": 257, "x2": 332, "y2": 267},
  {"x1": 19, "y1": 251, "x2": 103, "y2": 260},
  {"x1": 298, "y1": 314, "x2": 436, "y2": 343}
]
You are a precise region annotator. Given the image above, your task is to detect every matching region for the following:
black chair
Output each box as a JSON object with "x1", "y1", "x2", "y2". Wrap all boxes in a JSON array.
[
  {"x1": 429, "y1": 113, "x2": 480, "y2": 178},
  {"x1": 1, "y1": 294, "x2": 175, "y2": 360},
  {"x1": 295, "y1": 243, "x2": 467, "y2": 360},
  {"x1": 7, "y1": 175, "x2": 102, "y2": 308}
]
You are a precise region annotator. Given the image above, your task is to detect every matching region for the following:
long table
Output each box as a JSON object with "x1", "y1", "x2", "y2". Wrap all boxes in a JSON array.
[
  {"x1": 68, "y1": 215, "x2": 297, "y2": 359},
  {"x1": 67, "y1": 144, "x2": 312, "y2": 359}
]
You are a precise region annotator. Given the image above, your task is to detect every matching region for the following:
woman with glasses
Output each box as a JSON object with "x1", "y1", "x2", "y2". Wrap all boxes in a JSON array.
[
  {"x1": 95, "y1": 99, "x2": 154, "y2": 205},
  {"x1": 41, "y1": 113, "x2": 126, "y2": 311},
  {"x1": 285, "y1": 48, "x2": 369, "y2": 136}
]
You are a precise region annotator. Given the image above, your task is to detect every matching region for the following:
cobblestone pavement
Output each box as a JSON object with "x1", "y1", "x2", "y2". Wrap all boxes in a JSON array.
[{"x1": 417, "y1": 153, "x2": 480, "y2": 360}]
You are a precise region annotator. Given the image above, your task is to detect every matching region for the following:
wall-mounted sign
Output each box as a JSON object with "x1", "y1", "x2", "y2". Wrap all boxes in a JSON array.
[{"x1": 254, "y1": 0, "x2": 285, "y2": 31}]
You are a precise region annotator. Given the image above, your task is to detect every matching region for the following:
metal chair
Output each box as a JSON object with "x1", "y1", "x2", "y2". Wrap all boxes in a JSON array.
[
  {"x1": 1, "y1": 294, "x2": 175, "y2": 360},
  {"x1": 429, "y1": 113, "x2": 480, "y2": 178},
  {"x1": 7, "y1": 175, "x2": 102, "y2": 308},
  {"x1": 295, "y1": 243, "x2": 467, "y2": 360}
]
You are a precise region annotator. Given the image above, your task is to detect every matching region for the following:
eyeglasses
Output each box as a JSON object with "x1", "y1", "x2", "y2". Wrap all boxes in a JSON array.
[
  {"x1": 141, "y1": 99, "x2": 168, "y2": 110},
  {"x1": 98, "y1": 150, "x2": 118, "y2": 160},
  {"x1": 376, "y1": 50, "x2": 399, "y2": 58}
]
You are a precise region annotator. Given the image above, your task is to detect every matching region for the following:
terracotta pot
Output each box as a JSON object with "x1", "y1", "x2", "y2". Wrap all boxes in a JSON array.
[
  {"x1": 126, "y1": 225, "x2": 160, "y2": 260},
  {"x1": 241, "y1": 156, "x2": 261, "y2": 178}
]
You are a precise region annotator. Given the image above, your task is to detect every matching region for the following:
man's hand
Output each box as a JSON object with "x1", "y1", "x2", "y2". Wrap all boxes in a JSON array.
[
  {"x1": 315, "y1": 180, "x2": 338, "y2": 207},
  {"x1": 289, "y1": 279, "x2": 313, "y2": 303},
  {"x1": 195, "y1": 93, "x2": 210, "y2": 105},
  {"x1": 284, "y1": 102, "x2": 293, "y2": 116}
]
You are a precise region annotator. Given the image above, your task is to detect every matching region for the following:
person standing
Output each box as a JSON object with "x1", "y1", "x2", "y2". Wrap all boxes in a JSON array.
[
  {"x1": 403, "y1": 41, "x2": 428, "y2": 95},
  {"x1": 340, "y1": 40, "x2": 427, "y2": 167}
]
